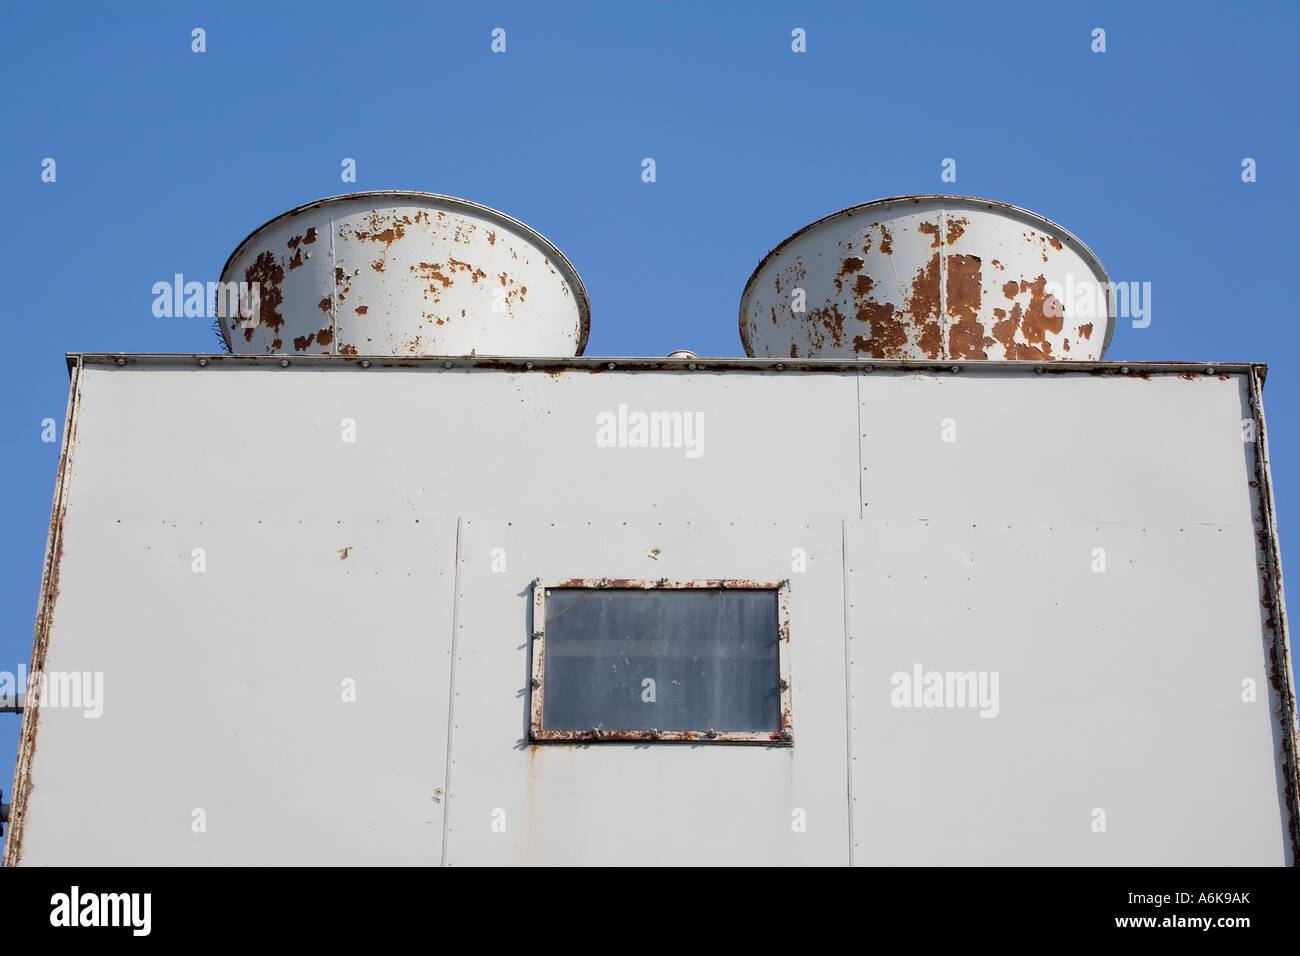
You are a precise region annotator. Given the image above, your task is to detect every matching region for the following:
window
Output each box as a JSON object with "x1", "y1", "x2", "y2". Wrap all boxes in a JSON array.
[{"x1": 529, "y1": 579, "x2": 792, "y2": 744}]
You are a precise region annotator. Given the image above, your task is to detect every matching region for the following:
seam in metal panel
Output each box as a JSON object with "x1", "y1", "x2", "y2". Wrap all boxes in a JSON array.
[
  {"x1": 841, "y1": 519, "x2": 856, "y2": 866},
  {"x1": 937, "y1": 209, "x2": 948, "y2": 352},
  {"x1": 1249, "y1": 370, "x2": 1300, "y2": 864},
  {"x1": 4, "y1": 360, "x2": 84, "y2": 866},
  {"x1": 856, "y1": 365, "x2": 865, "y2": 519},
  {"x1": 329, "y1": 218, "x2": 338, "y2": 355},
  {"x1": 439, "y1": 516, "x2": 464, "y2": 867}
]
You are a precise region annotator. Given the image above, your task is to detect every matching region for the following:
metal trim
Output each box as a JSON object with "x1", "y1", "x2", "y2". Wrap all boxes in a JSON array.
[
  {"x1": 529, "y1": 579, "x2": 793, "y2": 745},
  {"x1": 4, "y1": 358, "x2": 84, "y2": 866},
  {"x1": 64, "y1": 352, "x2": 1268, "y2": 384},
  {"x1": 1247, "y1": 369, "x2": 1300, "y2": 863}
]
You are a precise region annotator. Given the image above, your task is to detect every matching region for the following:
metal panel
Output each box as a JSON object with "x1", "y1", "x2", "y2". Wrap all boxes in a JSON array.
[
  {"x1": 740, "y1": 196, "x2": 1114, "y2": 361},
  {"x1": 11, "y1": 509, "x2": 458, "y2": 865},
  {"x1": 845, "y1": 517, "x2": 1289, "y2": 865},
  {"x1": 858, "y1": 369, "x2": 1256, "y2": 527},
  {"x1": 444, "y1": 518, "x2": 848, "y2": 865},
  {"x1": 39, "y1": 365, "x2": 861, "y2": 526}
]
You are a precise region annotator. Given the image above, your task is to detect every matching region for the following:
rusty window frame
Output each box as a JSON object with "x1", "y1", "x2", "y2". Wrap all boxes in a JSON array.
[{"x1": 529, "y1": 578, "x2": 793, "y2": 745}]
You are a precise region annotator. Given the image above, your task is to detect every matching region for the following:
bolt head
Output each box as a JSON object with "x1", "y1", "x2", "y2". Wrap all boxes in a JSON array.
[{"x1": 279, "y1": 359, "x2": 290, "y2": 368}]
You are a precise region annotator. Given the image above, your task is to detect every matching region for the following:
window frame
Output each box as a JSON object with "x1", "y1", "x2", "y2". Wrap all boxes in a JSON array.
[{"x1": 528, "y1": 578, "x2": 793, "y2": 746}]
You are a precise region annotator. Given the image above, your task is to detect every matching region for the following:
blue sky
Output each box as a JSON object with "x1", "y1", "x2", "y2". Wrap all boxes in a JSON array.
[{"x1": 1, "y1": 1, "x2": 1297, "y2": 809}]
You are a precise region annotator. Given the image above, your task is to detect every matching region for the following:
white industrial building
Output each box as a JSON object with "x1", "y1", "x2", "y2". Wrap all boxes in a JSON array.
[{"x1": 4, "y1": 193, "x2": 1295, "y2": 865}]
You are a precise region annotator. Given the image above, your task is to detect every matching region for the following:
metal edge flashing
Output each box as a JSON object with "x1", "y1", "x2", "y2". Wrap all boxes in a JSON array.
[
  {"x1": 67, "y1": 353, "x2": 1265, "y2": 381},
  {"x1": 4, "y1": 358, "x2": 84, "y2": 866},
  {"x1": 1248, "y1": 369, "x2": 1300, "y2": 864}
]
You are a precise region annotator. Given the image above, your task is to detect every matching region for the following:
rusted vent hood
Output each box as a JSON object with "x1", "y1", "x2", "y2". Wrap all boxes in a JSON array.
[
  {"x1": 739, "y1": 195, "x2": 1115, "y2": 361},
  {"x1": 217, "y1": 191, "x2": 590, "y2": 357}
]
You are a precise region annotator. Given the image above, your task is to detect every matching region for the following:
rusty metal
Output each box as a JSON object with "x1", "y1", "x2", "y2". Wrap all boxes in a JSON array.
[
  {"x1": 66, "y1": 351, "x2": 1266, "y2": 381},
  {"x1": 529, "y1": 579, "x2": 794, "y2": 745},
  {"x1": 2, "y1": 357, "x2": 84, "y2": 867},
  {"x1": 1247, "y1": 368, "x2": 1300, "y2": 861},
  {"x1": 217, "y1": 191, "x2": 590, "y2": 358},
  {"x1": 740, "y1": 195, "x2": 1116, "y2": 362}
]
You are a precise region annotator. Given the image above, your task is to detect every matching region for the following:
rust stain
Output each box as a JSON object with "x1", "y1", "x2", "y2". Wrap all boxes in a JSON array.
[
  {"x1": 918, "y1": 221, "x2": 941, "y2": 248},
  {"x1": 1077, "y1": 323, "x2": 1093, "y2": 340},
  {"x1": 1048, "y1": 236, "x2": 1062, "y2": 251},
  {"x1": 372, "y1": 258, "x2": 385, "y2": 273},
  {"x1": 243, "y1": 251, "x2": 285, "y2": 338},
  {"x1": 854, "y1": 275, "x2": 873, "y2": 296},
  {"x1": 877, "y1": 224, "x2": 893, "y2": 256},
  {"x1": 1002, "y1": 280, "x2": 1020, "y2": 300},
  {"x1": 337, "y1": 546, "x2": 352, "y2": 560},
  {"x1": 907, "y1": 252, "x2": 941, "y2": 321},
  {"x1": 339, "y1": 343, "x2": 358, "y2": 356},
  {"x1": 335, "y1": 267, "x2": 346, "y2": 284},
  {"x1": 316, "y1": 329, "x2": 334, "y2": 346},
  {"x1": 286, "y1": 235, "x2": 302, "y2": 250},
  {"x1": 288, "y1": 249, "x2": 303, "y2": 270},
  {"x1": 303, "y1": 227, "x2": 318, "y2": 245},
  {"x1": 293, "y1": 332, "x2": 316, "y2": 351},
  {"x1": 318, "y1": 297, "x2": 331, "y2": 313},
  {"x1": 355, "y1": 305, "x2": 369, "y2": 315},
  {"x1": 487, "y1": 231, "x2": 496, "y2": 245},
  {"x1": 840, "y1": 256, "x2": 864, "y2": 275},
  {"x1": 946, "y1": 217, "x2": 968, "y2": 245},
  {"x1": 1017, "y1": 275, "x2": 1063, "y2": 347},
  {"x1": 946, "y1": 254, "x2": 989, "y2": 359}
]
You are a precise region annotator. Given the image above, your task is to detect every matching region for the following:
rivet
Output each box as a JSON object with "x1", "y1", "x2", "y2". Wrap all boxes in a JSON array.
[
  {"x1": 607, "y1": 362, "x2": 616, "y2": 370},
  {"x1": 705, "y1": 729, "x2": 718, "y2": 739},
  {"x1": 530, "y1": 678, "x2": 541, "y2": 689},
  {"x1": 443, "y1": 360, "x2": 453, "y2": 368},
  {"x1": 687, "y1": 362, "x2": 697, "y2": 370},
  {"x1": 862, "y1": 365, "x2": 872, "y2": 372},
  {"x1": 647, "y1": 729, "x2": 661, "y2": 740},
  {"x1": 950, "y1": 365, "x2": 960, "y2": 373},
  {"x1": 1034, "y1": 366, "x2": 1044, "y2": 374},
  {"x1": 115, "y1": 358, "x2": 126, "y2": 366},
  {"x1": 360, "y1": 360, "x2": 370, "y2": 368},
  {"x1": 776, "y1": 363, "x2": 785, "y2": 371},
  {"x1": 1120, "y1": 366, "x2": 1129, "y2": 374},
  {"x1": 279, "y1": 359, "x2": 289, "y2": 368},
  {"x1": 526, "y1": 362, "x2": 534, "y2": 370},
  {"x1": 1206, "y1": 366, "x2": 1215, "y2": 374},
  {"x1": 531, "y1": 630, "x2": 542, "y2": 641},
  {"x1": 197, "y1": 358, "x2": 208, "y2": 367}
]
